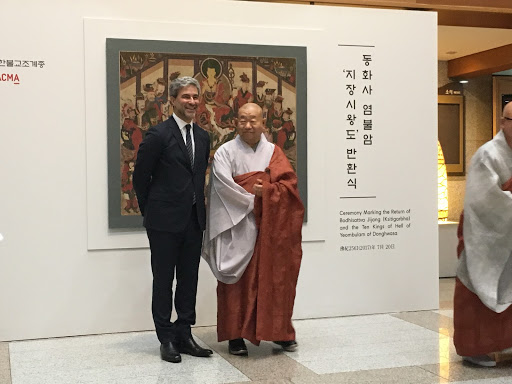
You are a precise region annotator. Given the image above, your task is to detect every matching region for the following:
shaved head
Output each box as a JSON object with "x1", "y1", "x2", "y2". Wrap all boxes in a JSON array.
[
  {"x1": 237, "y1": 103, "x2": 265, "y2": 147},
  {"x1": 503, "y1": 102, "x2": 512, "y2": 119},
  {"x1": 238, "y1": 103, "x2": 263, "y2": 118},
  {"x1": 501, "y1": 102, "x2": 512, "y2": 147}
]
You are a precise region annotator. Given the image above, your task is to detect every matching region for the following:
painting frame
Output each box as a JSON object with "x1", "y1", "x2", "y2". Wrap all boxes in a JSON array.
[
  {"x1": 438, "y1": 94, "x2": 465, "y2": 176},
  {"x1": 106, "y1": 38, "x2": 308, "y2": 229}
]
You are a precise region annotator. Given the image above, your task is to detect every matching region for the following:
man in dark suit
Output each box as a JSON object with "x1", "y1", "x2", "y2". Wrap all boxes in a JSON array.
[{"x1": 133, "y1": 76, "x2": 212, "y2": 363}]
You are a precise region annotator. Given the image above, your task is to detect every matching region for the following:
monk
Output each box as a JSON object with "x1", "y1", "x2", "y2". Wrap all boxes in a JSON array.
[
  {"x1": 202, "y1": 103, "x2": 304, "y2": 356},
  {"x1": 454, "y1": 101, "x2": 512, "y2": 367}
]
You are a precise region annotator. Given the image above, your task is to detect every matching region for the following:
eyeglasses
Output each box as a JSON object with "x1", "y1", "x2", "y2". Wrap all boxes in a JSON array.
[{"x1": 504, "y1": 116, "x2": 512, "y2": 121}]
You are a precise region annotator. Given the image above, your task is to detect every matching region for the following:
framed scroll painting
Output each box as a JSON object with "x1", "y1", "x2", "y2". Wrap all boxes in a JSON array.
[{"x1": 106, "y1": 38, "x2": 307, "y2": 228}]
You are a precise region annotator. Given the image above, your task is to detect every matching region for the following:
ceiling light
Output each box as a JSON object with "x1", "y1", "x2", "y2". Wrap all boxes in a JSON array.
[{"x1": 459, "y1": 80, "x2": 468, "y2": 84}]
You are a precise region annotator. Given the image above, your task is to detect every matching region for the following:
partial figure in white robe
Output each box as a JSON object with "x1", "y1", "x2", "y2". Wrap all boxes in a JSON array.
[
  {"x1": 457, "y1": 128, "x2": 512, "y2": 313},
  {"x1": 454, "y1": 101, "x2": 512, "y2": 367}
]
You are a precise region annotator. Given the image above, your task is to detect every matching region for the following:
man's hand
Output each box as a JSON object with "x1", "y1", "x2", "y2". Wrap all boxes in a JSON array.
[{"x1": 253, "y1": 179, "x2": 263, "y2": 197}]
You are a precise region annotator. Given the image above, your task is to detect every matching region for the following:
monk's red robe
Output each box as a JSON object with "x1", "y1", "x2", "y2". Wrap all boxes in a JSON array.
[{"x1": 216, "y1": 147, "x2": 304, "y2": 345}]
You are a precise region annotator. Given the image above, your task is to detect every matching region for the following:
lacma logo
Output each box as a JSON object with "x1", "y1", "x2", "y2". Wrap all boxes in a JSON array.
[{"x1": 0, "y1": 73, "x2": 20, "y2": 84}]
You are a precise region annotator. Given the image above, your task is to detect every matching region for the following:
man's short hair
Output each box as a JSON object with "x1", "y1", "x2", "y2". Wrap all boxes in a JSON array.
[{"x1": 169, "y1": 76, "x2": 200, "y2": 98}]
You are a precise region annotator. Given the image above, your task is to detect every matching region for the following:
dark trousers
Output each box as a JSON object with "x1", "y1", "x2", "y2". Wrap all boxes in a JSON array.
[{"x1": 146, "y1": 207, "x2": 202, "y2": 344}]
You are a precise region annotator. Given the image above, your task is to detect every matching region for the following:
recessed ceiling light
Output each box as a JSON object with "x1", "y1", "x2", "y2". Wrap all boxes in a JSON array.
[
  {"x1": 446, "y1": 51, "x2": 457, "y2": 55},
  {"x1": 460, "y1": 80, "x2": 468, "y2": 84}
]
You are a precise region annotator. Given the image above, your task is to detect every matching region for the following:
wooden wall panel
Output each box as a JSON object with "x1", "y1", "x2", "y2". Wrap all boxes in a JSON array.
[
  {"x1": 249, "y1": 0, "x2": 512, "y2": 28},
  {"x1": 437, "y1": 10, "x2": 512, "y2": 28},
  {"x1": 448, "y1": 44, "x2": 512, "y2": 79}
]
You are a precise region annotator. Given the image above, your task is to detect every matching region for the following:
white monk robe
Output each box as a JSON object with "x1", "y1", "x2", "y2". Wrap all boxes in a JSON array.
[
  {"x1": 457, "y1": 129, "x2": 512, "y2": 312},
  {"x1": 202, "y1": 134, "x2": 274, "y2": 284}
]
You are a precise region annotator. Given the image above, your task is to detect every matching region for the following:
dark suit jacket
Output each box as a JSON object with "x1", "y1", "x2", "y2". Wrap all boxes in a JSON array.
[{"x1": 133, "y1": 116, "x2": 210, "y2": 232}]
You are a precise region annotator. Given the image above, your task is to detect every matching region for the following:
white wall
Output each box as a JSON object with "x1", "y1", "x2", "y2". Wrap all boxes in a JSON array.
[{"x1": 0, "y1": 0, "x2": 438, "y2": 341}]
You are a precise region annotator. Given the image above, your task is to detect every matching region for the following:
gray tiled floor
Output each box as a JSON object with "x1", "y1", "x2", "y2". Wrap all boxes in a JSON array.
[{"x1": 3, "y1": 278, "x2": 512, "y2": 383}]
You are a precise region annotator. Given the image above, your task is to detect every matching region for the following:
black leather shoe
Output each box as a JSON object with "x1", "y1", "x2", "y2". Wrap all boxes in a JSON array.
[
  {"x1": 228, "y1": 338, "x2": 248, "y2": 356},
  {"x1": 176, "y1": 336, "x2": 213, "y2": 357},
  {"x1": 160, "y1": 342, "x2": 181, "y2": 363},
  {"x1": 273, "y1": 340, "x2": 298, "y2": 352}
]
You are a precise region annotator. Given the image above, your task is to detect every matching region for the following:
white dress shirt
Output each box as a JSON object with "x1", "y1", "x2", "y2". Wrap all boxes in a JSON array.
[{"x1": 172, "y1": 114, "x2": 195, "y2": 159}]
